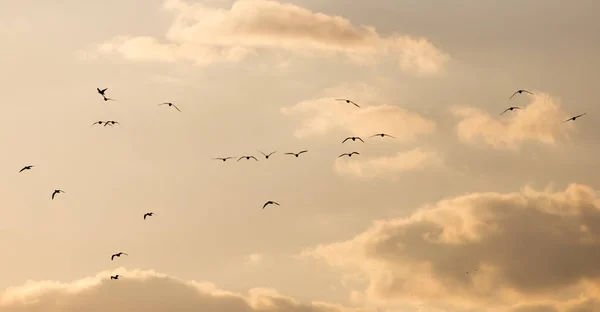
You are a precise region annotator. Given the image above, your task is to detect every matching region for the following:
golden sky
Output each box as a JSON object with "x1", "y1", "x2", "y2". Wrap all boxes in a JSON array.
[{"x1": 1, "y1": 0, "x2": 600, "y2": 311}]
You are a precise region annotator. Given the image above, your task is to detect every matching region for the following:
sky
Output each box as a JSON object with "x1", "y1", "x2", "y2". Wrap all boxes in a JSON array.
[{"x1": 1, "y1": 0, "x2": 600, "y2": 311}]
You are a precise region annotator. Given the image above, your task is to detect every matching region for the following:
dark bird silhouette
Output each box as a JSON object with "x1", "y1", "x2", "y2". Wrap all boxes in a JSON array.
[
  {"x1": 51, "y1": 189, "x2": 65, "y2": 200},
  {"x1": 143, "y1": 212, "x2": 153, "y2": 220},
  {"x1": 102, "y1": 95, "x2": 116, "y2": 101},
  {"x1": 563, "y1": 113, "x2": 587, "y2": 123},
  {"x1": 214, "y1": 157, "x2": 235, "y2": 162},
  {"x1": 285, "y1": 150, "x2": 308, "y2": 158},
  {"x1": 159, "y1": 102, "x2": 181, "y2": 112},
  {"x1": 19, "y1": 165, "x2": 34, "y2": 173},
  {"x1": 509, "y1": 89, "x2": 533, "y2": 99},
  {"x1": 237, "y1": 156, "x2": 258, "y2": 162},
  {"x1": 370, "y1": 133, "x2": 395, "y2": 139},
  {"x1": 110, "y1": 275, "x2": 120, "y2": 280},
  {"x1": 257, "y1": 150, "x2": 277, "y2": 159},
  {"x1": 263, "y1": 201, "x2": 280, "y2": 209},
  {"x1": 335, "y1": 98, "x2": 360, "y2": 108},
  {"x1": 97, "y1": 88, "x2": 107, "y2": 96},
  {"x1": 501, "y1": 106, "x2": 522, "y2": 115},
  {"x1": 91, "y1": 121, "x2": 105, "y2": 127},
  {"x1": 342, "y1": 137, "x2": 364, "y2": 143},
  {"x1": 339, "y1": 152, "x2": 360, "y2": 158},
  {"x1": 111, "y1": 252, "x2": 128, "y2": 261},
  {"x1": 103, "y1": 121, "x2": 121, "y2": 127}
]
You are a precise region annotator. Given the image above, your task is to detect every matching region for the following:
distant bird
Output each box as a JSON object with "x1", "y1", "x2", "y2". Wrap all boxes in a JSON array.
[
  {"x1": 509, "y1": 89, "x2": 533, "y2": 99},
  {"x1": 97, "y1": 88, "x2": 107, "y2": 96},
  {"x1": 51, "y1": 189, "x2": 65, "y2": 200},
  {"x1": 342, "y1": 137, "x2": 364, "y2": 143},
  {"x1": 91, "y1": 121, "x2": 105, "y2": 127},
  {"x1": 563, "y1": 113, "x2": 587, "y2": 123},
  {"x1": 339, "y1": 152, "x2": 360, "y2": 158},
  {"x1": 102, "y1": 95, "x2": 116, "y2": 101},
  {"x1": 19, "y1": 165, "x2": 34, "y2": 173},
  {"x1": 214, "y1": 157, "x2": 235, "y2": 162},
  {"x1": 110, "y1": 275, "x2": 120, "y2": 280},
  {"x1": 111, "y1": 252, "x2": 128, "y2": 261},
  {"x1": 143, "y1": 212, "x2": 153, "y2": 220},
  {"x1": 263, "y1": 201, "x2": 280, "y2": 209},
  {"x1": 159, "y1": 102, "x2": 181, "y2": 112},
  {"x1": 103, "y1": 121, "x2": 121, "y2": 127},
  {"x1": 257, "y1": 150, "x2": 277, "y2": 159},
  {"x1": 285, "y1": 150, "x2": 308, "y2": 158},
  {"x1": 237, "y1": 156, "x2": 258, "y2": 162},
  {"x1": 370, "y1": 133, "x2": 395, "y2": 139},
  {"x1": 335, "y1": 98, "x2": 360, "y2": 108},
  {"x1": 501, "y1": 106, "x2": 522, "y2": 115}
]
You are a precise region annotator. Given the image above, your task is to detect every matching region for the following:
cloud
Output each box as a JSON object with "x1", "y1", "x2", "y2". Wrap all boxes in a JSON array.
[
  {"x1": 94, "y1": 0, "x2": 449, "y2": 74},
  {"x1": 0, "y1": 268, "x2": 369, "y2": 312},
  {"x1": 451, "y1": 92, "x2": 575, "y2": 150},
  {"x1": 245, "y1": 253, "x2": 264, "y2": 265},
  {"x1": 281, "y1": 84, "x2": 436, "y2": 141},
  {"x1": 302, "y1": 184, "x2": 600, "y2": 311},
  {"x1": 333, "y1": 148, "x2": 441, "y2": 179}
]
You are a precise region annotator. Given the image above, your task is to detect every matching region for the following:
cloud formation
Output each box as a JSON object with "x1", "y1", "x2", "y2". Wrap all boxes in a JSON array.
[
  {"x1": 452, "y1": 92, "x2": 575, "y2": 150},
  {"x1": 303, "y1": 184, "x2": 600, "y2": 311},
  {"x1": 95, "y1": 0, "x2": 449, "y2": 74}
]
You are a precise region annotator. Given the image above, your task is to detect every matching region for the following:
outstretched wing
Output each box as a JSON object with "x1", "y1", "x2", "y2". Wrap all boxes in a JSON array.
[
  {"x1": 298, "y1": 150, "x2": 308, "y2": 154},
  {"x1": 257, "y1": 150, "x2": 267, "y2": 157},
  {"x1": 500, "y1": 108, "x2": 510, "y2": 115},
  {"x1": 523, "y1": 90, "x2": 533, "y2": 95},
  {"x1": 263, "y1": 202, "x2": 269, "y2": 209},
  {"x1": 172, "y1": 104, "x2": 181, "y2": 112},
  {"x1": 111, "y1": 254, "x2": 116, "y2": 260},
  {"x1": 250, "y1": 156, "x2": 258, "y2": 161},
  {"x1": 338, "y1": 153, "x2": 348, "y2": 158},
  {"x1": 237, "y1": 156, "x2": 245, "y2": 162},
  {"x1": 267, "y1": 151, "x2": 276, "y2": 157},
  {"x1": 342, "y1": 137, "x2": 350, "y2": 143},
  {"x1": 357, "y1": 137, "x2": 364, "y2": 142},
  {"x1": 349, "y1": 101, "x2": 360, "y2": 107},
  {"x1": 509, "y1": 91, "x2": 519, "y2": 99},
  {"x1": 51, "y1": 191, "x2": 56, "y2": 200}
]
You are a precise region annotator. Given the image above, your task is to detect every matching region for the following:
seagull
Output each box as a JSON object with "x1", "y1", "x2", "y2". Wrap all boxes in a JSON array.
[
  {"x1": 159, "y1": 102, "x2": 181, "y2": 112},
  {"x1": 110, "y1": 275, "x2": 121, "y2": 280},
  {"x1": 339, "y1": 152, "x2": 360, "y2": 158},
  {"x1": 51, "y1": 190, "x2": 65, "y2": 200},
  {"x1": 257, "y1": 150, "x2": 277, "y2": 159},
  {"x1": 342, "y1": 137, "x2": 364, "y2": 143},
  {"x1": 509, "y1": 89, "x2": 533, "y2": 99},
  {"x1": 237, "y1": 156, "x2": 258, "y2": 162},
  {"x1": 19, "y1": 165, "x2": 34, "y2": 173},
  {"x1": 335, "y1": 98, "x2": 360, "y2": 108},
  {"x1": 263, "y1": 201, "x2": 280, "y2": 209},
  {"x1": 143, "y1": 212, "x2": 153, "y2": 220},
  {"x1": 103, "y1": 121, "x2": 121, "y2": 127},
  {"x1": 91, "y1": 121, "x2": 105, "y2": 127},
  {"x1": 214, "y1": 157, "x2": 235, "y2": 162},
  {"x1": 370, "y1": 133, "x2": 396, "y2": 139},
  {"x1": 285, "y1": 150, "x2": 308, "y2": 158},
  {"x1": 501, "y1": 106, "x2": 522, "y2": 115},
  {"x1": 563, "y1": 113, "x2": 587, "y2": 123},
  {"x1": 111, "y1": 252, "x2": 128, "y2": 261},
  {"x1": 102, "y1": 95, "x2": 116, "y2": 101},
  {"x1": 97, "y1": 88, "x2": 107, "y2": 96}
]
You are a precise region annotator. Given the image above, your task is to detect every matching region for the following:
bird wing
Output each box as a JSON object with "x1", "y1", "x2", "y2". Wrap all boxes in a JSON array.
[
  {"x1": 352, "y1": 152, "x2": 360, "y2": 155},
  {"x1": 263, "y1": 202, "x2": 269, "y2": 209},
  {"x1": 298, "y1": 150, "x2": 308, "y2": 154},
  {"x1": 349, "y1": 101, "x2": 360, "y2": 107},
  {"x1": 338, "y1": 153, "x2": 348, "y2": 158},
  {"x1": 384, "y1": 134, "x2": 396, "y2": 138},
  {"x1": 509, "y1": 91, "x2": 519, "y2": 99},
  {"x1": 369, "y1": 134, "x2": 380, "y2": 138},
  {"x1": 335, "y1": 99, "x2": 346, "y2": 101},
  {"x1": 122, "y1": 253, "x2": 128, "y2": 256},
  {"x1": 342, "y1": 138, "x2": 350, "y2": 143},
  {"x1": 523, "y1": 90, "x2": 533, "y2": 95},
  {"x1": 284, "y1": 153, "x2": 294, "y2": 155},
  {"x1": 358, "y1": 137, "x2": 364, "y2": 142},
  {"x1": 52, "y1": 192, "x2": 56, "y2": 200},
  {"x1": 111, "y1": 254, "x2": 116, "y2": 260},
  {"x1": 267, "y1": 151, "x2": 276, "y2": 157},
  {"x1": 172, "y1": 104, "x2": 181, "y2": 112},
  {"x1": 500, "y1": 108, "x2": 510, "y2": 115},
  {"x1": 257, "y1": 150, "x2": 266, "y2": 156},
  {"x1": 250, "y1": 156, "x2": 258, "y2": 161},
  {"x1": 273, "y1": 202, "x2": 280, "y2": 205},
  {"x1": 575, "y1": 113, "x2": 587, "y2": 118},
  {"x1": 19, "y1": 167, "x2": 26, "y2": 172},
  {"x1": 158, "y1": 103, "x2": 168, "y2": 106},
  {"x1": 237, "y1": 156, "x2": 245, "y2": 162}
]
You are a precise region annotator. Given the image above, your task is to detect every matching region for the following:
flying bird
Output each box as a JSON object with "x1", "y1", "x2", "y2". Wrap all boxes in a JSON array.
[
  {"x1": 143, "y1": 212, "x2": 153, "y2": 220},
  {"x1": 285, "y1": 150, "x2": 308, "y2": 158},
  {"x1": 51, "y1": 189, "x2": 65, "y2": 200},
  {"x1": 563, "y1": 113, "x2": 587, "y2": 123},
  {"x1": 509, "y1": 89, "x2": 533, "y2": 99},
  {"x1": 339, "y1": 152, "x2": 360, "y2": 158},
  {"x1": 263, "y1": 201, "x2": 280, "y2": 209},
  {"x1": 257, "y1": 150, "x2": 276, "y2": 159},
  {"x1": 237, "y1": 156, "x2": 258, "y2": 162},
  {"x1": 342, "y1": 137, "x2": 364, "y2": 143},
  {"x1": 111, "y1": 252, "x2": 128, "y2": 261},
  {"x1": 335, "y1": 98, "x2": 360, "y2": 108},
  {"x1": 159, "y1": 102, "x2": 181, "y2": 112},
  {"x1": 370, "y1": 133, "x2": 395, "y2": 139},
  {"x1": 110, "y1": 275, "x2": 120, "y2": 280},
  {"x1": 91, "y1": 121, "x2": 105, "y2": 127},
  {"x1": 103, "y1": 121, "x2": 121, "y2": 127},
  {"x1": 501, "y1": 106, "x2": 522, "y2": 115},
  {"x1": 19, "y1": 165, "x2": 34, "y2": 173},
  {"x1": 97, "y1": 88, "x2": 107, "y2": 96},
  {"x1": 214, "y1": 157, "x2": 235, "y2": 162}
]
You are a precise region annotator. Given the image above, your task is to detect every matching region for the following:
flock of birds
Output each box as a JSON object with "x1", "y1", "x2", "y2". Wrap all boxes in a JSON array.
[{"x1": 14, "y1": 87, "x2": 587, "y2": 282}]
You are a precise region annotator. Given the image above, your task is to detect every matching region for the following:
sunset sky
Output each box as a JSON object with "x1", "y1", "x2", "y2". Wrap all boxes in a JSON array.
[{"x1": 1, "y1": 0, "x2": 600, "y2": 311}]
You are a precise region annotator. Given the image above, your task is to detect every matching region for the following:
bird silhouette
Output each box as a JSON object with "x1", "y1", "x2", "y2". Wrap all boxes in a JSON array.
[
  {"x1": 342, "y1": 137, "x2": 364, "y2": 143},
  {"x1": 370, "y1": 133, "x2": 395, "y2": 139},
  {"x1": 51, "y1": 190, "x2": 65, "y2": 200},
  {"x1": 509, "y1": 89, "x2": 533, "y2": 99},
  {"x1": 91, "y1": 121, "x2": 105, "y2": 127},
  {"x1": 335, "y1": 98, "x2": 360, "y2": 107},
  {"x1": 97, "y1": 88, "x2": 107, "y2": 96},
  {"x1": 339, "y1": 152, "x2": 360, "y2": 158},
  {"x1": 257, "y1": 150, "x2": 277, "y2": 159},
  {"x1": 143, "y1": 212, "x2": 153, "y2": 220},
  {"x1": 111, "y1": 252, "x2": 128, "y2": 261},
  {"x1": 501, "y1": 106, "x2": 522, "y2": 115},
  {"x1": 19, "y1": 165, "x2": 34, "y2": 173},
  {"x1": 159, "y1": 102, "x2": 181, "y2": 112},
  {"x1": 563, "y1": 113, "x2": 587, "y2": 123},
  {"x1": 110, "y1": 275, "x2": 120, "y2": 280},
  {"x1": 102, "y1": 95, "x2": 116, "y2": 101},
  {"x1": 103, "y1": 121, "x2": 121, "y2": 127},
  {"x1": 237, "y1": 156, "x2": 258, "y2": 162},
  {"x1": 263, "y1": 201, "x2": 280, "y2": 209},
  {"x1": 285, "y1": 150, "x2": 308, "y2": 158},
  {"x1": 214, "y1": 157, "x2": 235, "y2": 162}
]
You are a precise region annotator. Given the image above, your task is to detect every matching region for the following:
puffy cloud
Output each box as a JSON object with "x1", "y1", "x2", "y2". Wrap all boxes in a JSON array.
[
  {"x1": 281, "y1": 84, "x2": 436, "y2": 141},
  {"x1": 95, "y1": 0, "x2": 449, "y2": 74},
  {"x1": 333, "y1": 148, "x2": 441, "y2": 179},
  {"x1": 0, "y1": 268, "x2": 368, "y2": 312},
  {"x1": 451, "y1": 92, "x2": 576, "y2": 150},
  {"x1": 302, "y1": 184, "x2": 600, "y2": 311}
]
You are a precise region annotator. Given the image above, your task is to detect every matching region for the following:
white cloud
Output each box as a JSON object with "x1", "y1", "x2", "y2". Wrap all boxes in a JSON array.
[{"x1": 246, "y1": 253, "x2": 264, "y2": 265}]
